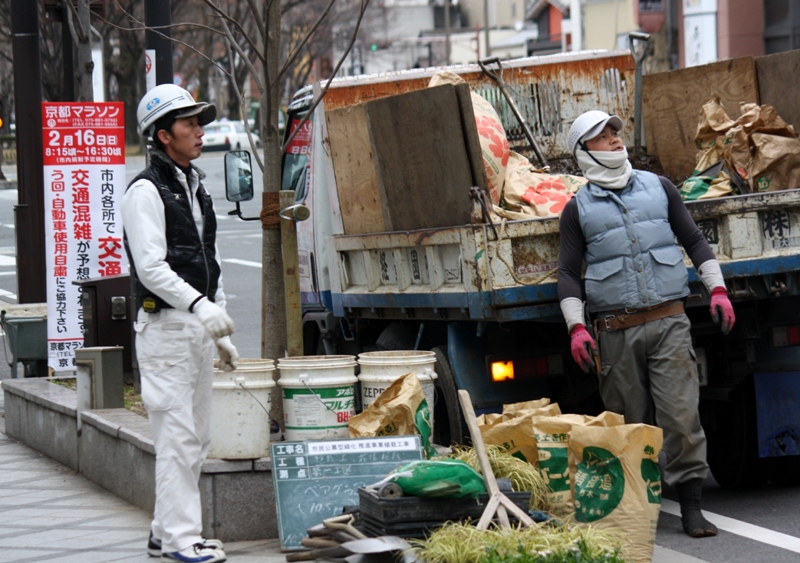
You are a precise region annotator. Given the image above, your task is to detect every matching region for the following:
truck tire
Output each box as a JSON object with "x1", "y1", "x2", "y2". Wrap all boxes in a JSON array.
[
  {"x1": 704, "y1": 377, "x2": 775, "y2": 489},
  {"x1": 432, "y1": 346, "x2": 467, "y2": 447}
]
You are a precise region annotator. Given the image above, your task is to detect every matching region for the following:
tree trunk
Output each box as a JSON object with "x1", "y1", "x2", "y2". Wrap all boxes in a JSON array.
[{"x1": 262, "y1": 0, "x2": 287, "y2": 431}]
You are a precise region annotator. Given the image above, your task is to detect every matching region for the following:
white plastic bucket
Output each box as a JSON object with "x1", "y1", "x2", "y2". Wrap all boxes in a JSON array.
[
  {"x1": 357, "y1": 351, "x2": 438, "y2": 430},
  {"x1": 277, "y1": 355, "x2": 358, "y2": 441},
  {"x1": 209, "y1": 358, "x2": 276, "y2": 460}
]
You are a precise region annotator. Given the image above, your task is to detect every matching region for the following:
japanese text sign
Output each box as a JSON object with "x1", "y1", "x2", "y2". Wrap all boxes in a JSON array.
[{"x1": 42, "y1": 102, "x2": 127, "y2": 372}]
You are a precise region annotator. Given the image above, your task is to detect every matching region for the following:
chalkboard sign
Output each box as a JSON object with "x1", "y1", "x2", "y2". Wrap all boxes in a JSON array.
[{"x1": 271, "y1": 436, "x2": 423, "y2": 550}]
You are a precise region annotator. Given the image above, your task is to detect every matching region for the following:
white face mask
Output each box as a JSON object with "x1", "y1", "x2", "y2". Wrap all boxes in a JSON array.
[{"x1": 576, "y1": 147, "x2": 633, "y2": 190}]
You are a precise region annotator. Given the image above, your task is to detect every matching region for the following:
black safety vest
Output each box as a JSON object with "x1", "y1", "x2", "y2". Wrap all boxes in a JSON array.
[{"x1": 124, "y1": 150, "x2": 220, "y2": 312}]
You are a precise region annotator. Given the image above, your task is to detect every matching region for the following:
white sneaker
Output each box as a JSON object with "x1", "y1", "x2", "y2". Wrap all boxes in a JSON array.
[
  {"x1": 148, "y1": 533, "x2": 224, "y2": 557},
  {"x1": 161, "y1": 543, "x2": 226, "y2": 563}
]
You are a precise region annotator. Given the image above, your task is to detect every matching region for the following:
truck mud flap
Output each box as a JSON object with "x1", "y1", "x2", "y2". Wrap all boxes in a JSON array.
[{"x1": 753, "y1": 371, "x2": 800, "y2": 458}]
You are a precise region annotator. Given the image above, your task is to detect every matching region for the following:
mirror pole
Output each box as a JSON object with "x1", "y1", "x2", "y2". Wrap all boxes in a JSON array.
[{"x1": 230, "y1": 201, "x2": 261, "y2": 221}]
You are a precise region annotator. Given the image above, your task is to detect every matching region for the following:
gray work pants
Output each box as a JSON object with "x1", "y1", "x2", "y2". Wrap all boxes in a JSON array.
[{"x1": 597, "y1": 312, "x2": 709, "y2": 485}]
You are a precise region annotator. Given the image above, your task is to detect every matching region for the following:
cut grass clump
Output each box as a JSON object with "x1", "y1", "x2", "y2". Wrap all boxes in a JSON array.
[
  {"x1": 411, "y1": 522, "x2": 627, "y2": 563},
  {"x1": 448, "y1": 445, "x2": 551, "y2": 512},
  {"x1": 51, "y1": 378, "x2": 147, "y2": 418}
]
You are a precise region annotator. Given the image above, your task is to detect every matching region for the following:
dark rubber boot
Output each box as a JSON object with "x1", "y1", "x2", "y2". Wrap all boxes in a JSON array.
[{"x1": 676, "y1": 478, "x2": 717, "y2": 538}]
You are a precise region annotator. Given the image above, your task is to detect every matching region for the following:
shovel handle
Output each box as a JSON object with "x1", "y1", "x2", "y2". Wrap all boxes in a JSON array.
[
  {"x1": 477, "y1": 57, "x2": 503, "y2": 80},
  {"x1": 285, "y1": 546, "x2": 351, "y2": 561}
]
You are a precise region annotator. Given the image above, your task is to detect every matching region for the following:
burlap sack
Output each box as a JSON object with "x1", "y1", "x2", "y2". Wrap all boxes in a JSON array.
[
  {"x1": 530, "y1": 411, "x2": 624, "y2": 517},
  {"x1": 477, "y1": 413, "x2": 503, "y2": 426},
  {"x1": 428, "y1": 72, "x2": 509, "y2": 204},
  {"x1": 694, "y1": 95, "x2": 736, "y2": 172},
  {"x1": 500, "y1": 398, "x2": 552, "y2": 416},
  {"x1": 501, "y1": 151, "x2": 586, "y2": 217},
  {"x1": 478, "y1": 403, "x2": 563, "y2": 465},
  {"x1": 569, "y1": 424, "x2": 663, "y2": 563},
  {"x1": 689, "y1": 97, "x2": 736, "y2": 198},
  {"x1": 729, "y1": 102, "x2": 800, "y2": 192},
  {"x1": 348, "y1": 371, "x2": 436, "y2": 458},
  {"x1": 692, "y1": 97, "x2": 800, "y2": 196}
]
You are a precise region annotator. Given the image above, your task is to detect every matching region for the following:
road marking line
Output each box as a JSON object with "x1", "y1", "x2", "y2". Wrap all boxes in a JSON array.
[
  {"x1": 223, "y1": 258, "x2": 262, "y2": 268},
  {"x1": 0, "y1": 255, "x2": 16, "y2": 266},
  {"x1": 0, "y1": 271, "x2": 15, "y2": 276},
  {"x1": 0, "y1": 288, "x2": 18, "y2": 300},
  {"x1": 661, "y1": 499, "x2": 800, "y2": 553},
  {"x1": 216, "y1": 230, "x2": 261, "y2": 237}
]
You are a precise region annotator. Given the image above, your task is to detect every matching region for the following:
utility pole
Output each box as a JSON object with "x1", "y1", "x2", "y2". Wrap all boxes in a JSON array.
[
  {"x1": 11, "y1": 0, "x2": 47, "y2": 304},
  {"x1": 483, "y1": 0, "x2": 491, "y2": 57},
  {"x1": 444, "y1": 0, "x2": 451, "y2": 65},
  {"x1": 145, "y1": 0, "x2": 173, "y2": 88}
]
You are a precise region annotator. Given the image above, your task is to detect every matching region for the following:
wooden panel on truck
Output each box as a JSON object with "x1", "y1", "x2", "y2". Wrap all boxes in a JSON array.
[
  {"x1": 365, "y1": 84, "x2": 474, "y2": 231},
  {"x1": 642, "y1": 57, "x2": 759, "y2": 181},
  {"x1": 320, "y1": 51, "x2": 637, "y2": 160},
  {"x1": 756, "y1": 49, "x2": 800, "y2": 133},
  {"x1": 325, "y1": 104, "x2": 386, "y2": 235},
  {"x1": 454, "y1": 82, "x2": 488, "y2": 192},
  {"x1": 326, "y1": 84, "x2": 477, "y2": 234}
]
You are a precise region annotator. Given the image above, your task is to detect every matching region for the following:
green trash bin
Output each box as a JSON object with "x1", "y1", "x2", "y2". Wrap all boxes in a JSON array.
[{"x1": 1, "y1": 303, "x2": 48, "y2": 378}]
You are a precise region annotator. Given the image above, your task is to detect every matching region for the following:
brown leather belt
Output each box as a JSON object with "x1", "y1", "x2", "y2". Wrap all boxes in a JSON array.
[{"x1": 593, "y1": 300, "x2": 684, "y2": 332}]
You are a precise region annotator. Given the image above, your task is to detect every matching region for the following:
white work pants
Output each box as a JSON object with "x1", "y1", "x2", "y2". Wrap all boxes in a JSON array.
[
  {"x1": 597, "y1": 313, "x2": 709, "y2": 486},
  {"x1": 135, "y1": 308, "x2": 215, "y2": 553}
]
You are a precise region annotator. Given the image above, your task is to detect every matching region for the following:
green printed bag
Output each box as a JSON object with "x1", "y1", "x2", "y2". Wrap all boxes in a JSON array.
[
  {"x1": 569, "y1": 423, "x2": 663, "y2": 563},
  {"x1": 530, "y1": 411, "x2": 624, "y2": 518}
]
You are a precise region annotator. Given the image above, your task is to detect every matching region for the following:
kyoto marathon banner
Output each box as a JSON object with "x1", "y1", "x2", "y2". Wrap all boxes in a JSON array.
[{"x1": 42, "y1": 102, "x2": 127, "y2": 372}]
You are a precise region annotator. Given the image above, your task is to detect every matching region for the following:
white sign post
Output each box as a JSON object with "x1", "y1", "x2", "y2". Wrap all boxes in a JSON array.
[
  {"x1": 41, "y1": 102, "x2": 127, "y2": 372},
  {"x1": 145, "y1": 49, "x2": 156, "y2": 92},
  {"x1": 683, "y1": 0, "x2": 718, "y2": 67}
]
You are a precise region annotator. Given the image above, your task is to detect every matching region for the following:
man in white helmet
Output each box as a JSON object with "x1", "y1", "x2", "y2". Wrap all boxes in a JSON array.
[
  {"x1": 122, "y1": 84, "x2": 238, "y2": 563},
  {"x1": 558, "y1": 110, "x2": 736, "y2": 538}
]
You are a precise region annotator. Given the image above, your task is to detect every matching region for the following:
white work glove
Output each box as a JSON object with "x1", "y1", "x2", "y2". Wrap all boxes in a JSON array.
[
  {"x1": 215, "y1": 336, "x2": 239, "y2": 372},
  {"x1": 193, "y1": 297, "x2": 235, "y2": 340}
]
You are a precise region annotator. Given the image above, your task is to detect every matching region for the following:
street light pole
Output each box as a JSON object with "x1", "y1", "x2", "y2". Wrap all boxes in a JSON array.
[
  {"x1": 483, "y1": 0, "x2": 492, "y2": 57},
  {"x1": 11, "y1": 0, "x2": 46, "y2": 304},
  {"x1": 145, "y1": 0, "x2": 173, "y2": 87}
]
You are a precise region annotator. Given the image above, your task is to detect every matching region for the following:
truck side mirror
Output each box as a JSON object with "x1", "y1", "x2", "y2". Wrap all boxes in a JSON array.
[
  {"x1": 224, "y1": 150, "x2": 260, "y2": 221},
  {"x1": 224, "y1": 150, "x2": 254, "y2": 203}
]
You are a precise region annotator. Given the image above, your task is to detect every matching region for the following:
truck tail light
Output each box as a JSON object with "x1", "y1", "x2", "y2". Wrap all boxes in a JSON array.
[
  {"x1": 771, "y1": 325, "x2": 800, "y2": 347},
  {"x1": 490, "y1": 355, "x2": 563, "y2": 382},
  {"x1": 491, "y1": 361, "x2": 514, "y2": 381}
]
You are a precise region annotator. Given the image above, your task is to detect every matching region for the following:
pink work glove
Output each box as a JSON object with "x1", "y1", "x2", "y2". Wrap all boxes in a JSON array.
[
  {"x1": 710, "y1": 287, "x2": 735, "y2": 335},
  {"x1": 570, "y1": 324, "x2": 597, "y2": 374}
]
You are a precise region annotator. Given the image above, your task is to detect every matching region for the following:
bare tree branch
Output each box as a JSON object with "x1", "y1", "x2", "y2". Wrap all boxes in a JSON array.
[
  {"x1": 213, "y1": 6, "x2": 265, "y2": 94},
  {"x1": 225, "y1": 41, "x2": 264, "y2": 171},
  {"x1": 98, "y1": 7, "x2": 234, "y2": 83},
  {"x1": 200, "y1": 0, "x2": 265, "y2": 65},
  {"x1": 281, "y1": 0, "x2": 371, "y2": 153},
  {"x1": 278, "y1": 0, "x2": 337, "y2": 81},
  {"x1": 245, "y1": 0, "x2": 265, "y2": 41},
  {"x1": 62, "y1": 0, "x2": 87, "y2": 45}
]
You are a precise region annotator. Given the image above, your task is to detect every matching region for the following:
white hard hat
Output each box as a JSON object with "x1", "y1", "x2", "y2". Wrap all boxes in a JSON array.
[
  {"x1": 568, "y1": 110, "x2": 624, "y2": 156},
  {"x1": 137, "y1": 84, "x2": 216, "y2": 137}
]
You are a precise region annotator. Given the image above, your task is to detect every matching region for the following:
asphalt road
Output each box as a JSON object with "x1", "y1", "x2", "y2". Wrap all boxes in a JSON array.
[{"x1": 1, "y1": 153, "x2": 800, "y2": 562}]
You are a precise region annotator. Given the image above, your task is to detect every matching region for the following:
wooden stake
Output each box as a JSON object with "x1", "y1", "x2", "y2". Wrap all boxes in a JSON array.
[
  {"x1": 280, "y1": 190, "x2": 303, "y2": 357},
  {"x1": 458, "y1": 390, "x2": 535, "y2": 530}
]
